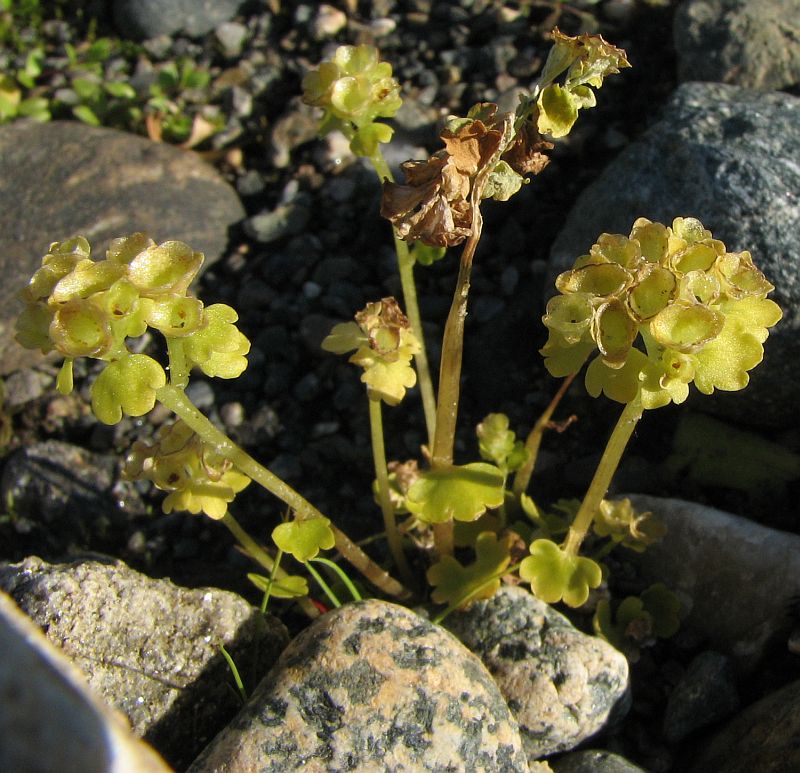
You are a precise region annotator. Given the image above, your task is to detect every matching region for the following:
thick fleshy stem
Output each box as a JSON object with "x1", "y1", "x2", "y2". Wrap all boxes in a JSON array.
[
  {"x1": 155, "y1": 384, "x2": 411, "y2": 600},
  {"x1": 562, "y1": 392, "x2": 644, "y2": 557},
  {"x1": 512, "y1": 372, "x2": 577, "y2": 500},
  {"x1": 368, "y1": 396, "x2": 415, "y2": 589},
  {"x1": 369, "y1": 145, "x2": 437, "y2": 447},
  {"x1": 426, "y1": 208, "x2": 483, "y2": 559},
  {"x1": 220, "y1": 512, "x2": 320, "y2": 619}
]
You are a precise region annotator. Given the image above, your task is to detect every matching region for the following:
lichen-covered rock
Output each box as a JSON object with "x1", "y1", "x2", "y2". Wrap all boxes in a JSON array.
[
  {"x1": 0, "y1": 590, "x2": 170, "y2": 773},
  {"x1": 0, "y1": 556, "x2": 288, "y2": 770},
  {"x1": 443, "y1": 587, "x2": 630, "y2": 760},
  {"x1": 188, "y1": 599, "x2": 530, "y2": 772}
]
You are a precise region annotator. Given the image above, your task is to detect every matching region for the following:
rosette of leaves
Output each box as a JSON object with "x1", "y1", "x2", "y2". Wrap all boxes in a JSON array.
[
  {"x1": 593, "y1": 583, "x2": 681, "y2": 659},
  {"x1": 541, "y1": 217, "x2": 783, "y2": 409},
  {"x1": 15, "y1": 233, "x2": 250, "y2": 423},
  {"x1": 123, "y1": 419, "x2": 251, "y2": 519},
  {"x1": 302, "y1": 44, "x2": 402, "y2": 156},
  {"x1": 593, "y1": 497, "x2": 666, "y2": 552},
  {"x1": 321, "y1": 297, "x2": 421, "y2": 405}
]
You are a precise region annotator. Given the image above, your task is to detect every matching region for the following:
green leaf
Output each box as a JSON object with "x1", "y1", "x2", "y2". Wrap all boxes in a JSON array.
[
  {"x1": 482, "y1": 159, "x2": 524, "y2": 201},
  {"x1": 18, "y1": 97, "x2": 50, "y2": 121},
  {"x1": 411, "y1": 242, "x2": 447, "y2": 267},
  {"x1": 90, "y1": 354, "x2": 166, "y2": 425},
  {"x1": 406, "y1": 462, "x2": 505, "y2": 524},
  {"x1": 73, "y1": 104, "x2": 101, "y2": 126},
  {"x1": 519, "y1": 538, "x2": 602, "y2": 607},
  {"x1": 427, "y1": 531, "x2": 512, "y2": 607},
  {"x1": 247, "y1": 572, "x2": 309, "y2": 599},
  {"x1": 477, "y1": 412, "x2": 528, "y2": 471},
  {"x1": 272, "y1": 516, "x2": 336, "y2": 562},
  {"x1": 640, "y1": 583, "x2": 681, "y2": 638},
  {"x1": 536, "y1": 83, "x2": 579, "y2": 138},
  {"x1": 105, "y1": 80, "x2": 137, "y2": 100},
  {"x1": 349, "y1": 121, "x2": 393, "y2": 157},
  {"x1": 320, "y1": 321, "x2": 365, "y2": 354}
]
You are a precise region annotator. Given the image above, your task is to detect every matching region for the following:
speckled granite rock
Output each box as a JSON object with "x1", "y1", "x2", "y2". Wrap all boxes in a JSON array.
[
  {"x1": 0, "y1": 590, "x2": 170, "y2": 773},
  {"x1": 443, "y1": 586, "x2": 630, "y2": 760},
  {"x1": 674, "y1": 0, "x2": 800, "y2": 90},
  {"x1": 188, "y1": 599, "x2": 530, "y2": 772},
  {"x1": 0, "y1": 556, "x2": 288, "y2": 770}
]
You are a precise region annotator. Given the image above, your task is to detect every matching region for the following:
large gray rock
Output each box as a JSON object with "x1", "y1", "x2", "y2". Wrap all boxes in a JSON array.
[
  {"x1": 0, "y1": 590, "x2": 171, "y2": 773},
  {"x1": 0, "y1": 121, "x2": 245, "y2": 374},
  {"x1": 674, "y1": 0, "x2": 800, "y2": 90},
  {"x1": 188, "y1": 599, "x2": 530, "y2": 772},
  {"x1": 113, "y1": 0, "x2": 245, "y2": 39},
  {"x1": 549, "y1": 83, "x2": 800, "y2": 426},
  {"x1": 627, "y1": 495, "x2": 800, "y2": 668},
  {"x1": 0, "y1": 557, "x2": 288, "y2": 770},
  {"x1": 690, "y1": 677, "x2": 800, "y2": 773},
  {"x1": 443, "y1": 587, "x2": 630, "y2": 760}
]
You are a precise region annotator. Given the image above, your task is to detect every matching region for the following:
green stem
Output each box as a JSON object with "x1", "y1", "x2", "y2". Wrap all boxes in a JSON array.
[
  {"x1": 562, "y1": 393, "x2": 644, "y2": 557},
  {"x1": 166, "y1": 338, "x2": 189, "y2": 389},
  {"x1": 427, "y1": 224, "x2": 481, "y2": 558},
  {"x1": 368, "y1": 396, "x2": 415, "y2": 589},
  {"x1": 305, "y1": 561, "x2": 341, "y2": 609},
  {"x1": 260, "y1": 547, "x2": 283, "y2": 614},
  {"x1": 431, "y1": 561, "x2": 523, "y2": 625},
  {"x1": 512, "y1": 372, "x2": 577, "y2": 500},
  {"x1": 310, "y1": 557, "x2": 363, "y2": 602},
  {"x1": 221, "y1": 512, "x2": 320, "y2": 619},
  {"x1": 369, "y1": 145, "x2": 437, "y2": 447},
  {"x1": 156, "y1": 385, "x2": 410, "y2": 600}
]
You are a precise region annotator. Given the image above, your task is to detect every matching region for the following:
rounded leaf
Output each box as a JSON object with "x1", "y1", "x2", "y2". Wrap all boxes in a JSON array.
[
  {"x1": 406, "y1": 462, "x2": 505, "y2": 524},
  {"x1": 50, "y1": 301, "x2": 112, "y2": 358},
  {"x1": 272, "y1": 516, "x2": 336, "y2": 562},
  {"x1": 519, "y1": 538, "x2": 602, "y2": 607},
  {"x1": 90, "y1": 354, "x2": 166, "y2": 424}
]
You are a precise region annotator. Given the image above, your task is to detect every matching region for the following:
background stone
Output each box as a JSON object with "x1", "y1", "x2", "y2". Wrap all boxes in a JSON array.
[
  {"x1": 548, "y1": 83, "x2": 800, "y2": 427},
  {"x1": 0, "y1": 120, "x2": 245, "y2": 374},
  {"x1": 674, "y1": 0, "x2": 800, "y2": 90}
]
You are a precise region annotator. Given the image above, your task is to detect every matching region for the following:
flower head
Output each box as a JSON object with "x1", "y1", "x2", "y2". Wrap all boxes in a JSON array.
[
  {"x1": 123, "y1": 419, "x2": 250, "y2": 519},
  {"x1": 541, "y1": 217, "x2": 782, "y2": 409},
  {"x1": 322, "y1": 297, "x2": 420, "y2": 405}
]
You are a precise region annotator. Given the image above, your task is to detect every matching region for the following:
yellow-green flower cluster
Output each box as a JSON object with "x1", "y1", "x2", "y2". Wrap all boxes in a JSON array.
[
  {"x1": 15, "y1": 234, "x2": 250, "y2": 422},
  {"x1": 322, "y1": 297, "x2": 420, "y2": 405},
  {"x1": 123, "y1": 419, "x2": 250, "y2": 520},
  {"x1": 541, "y1": 217, "x2": 782, "y2": 409},
  {"x1": 302, "y1": 44, "x2": 401, "y2": 156}
]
